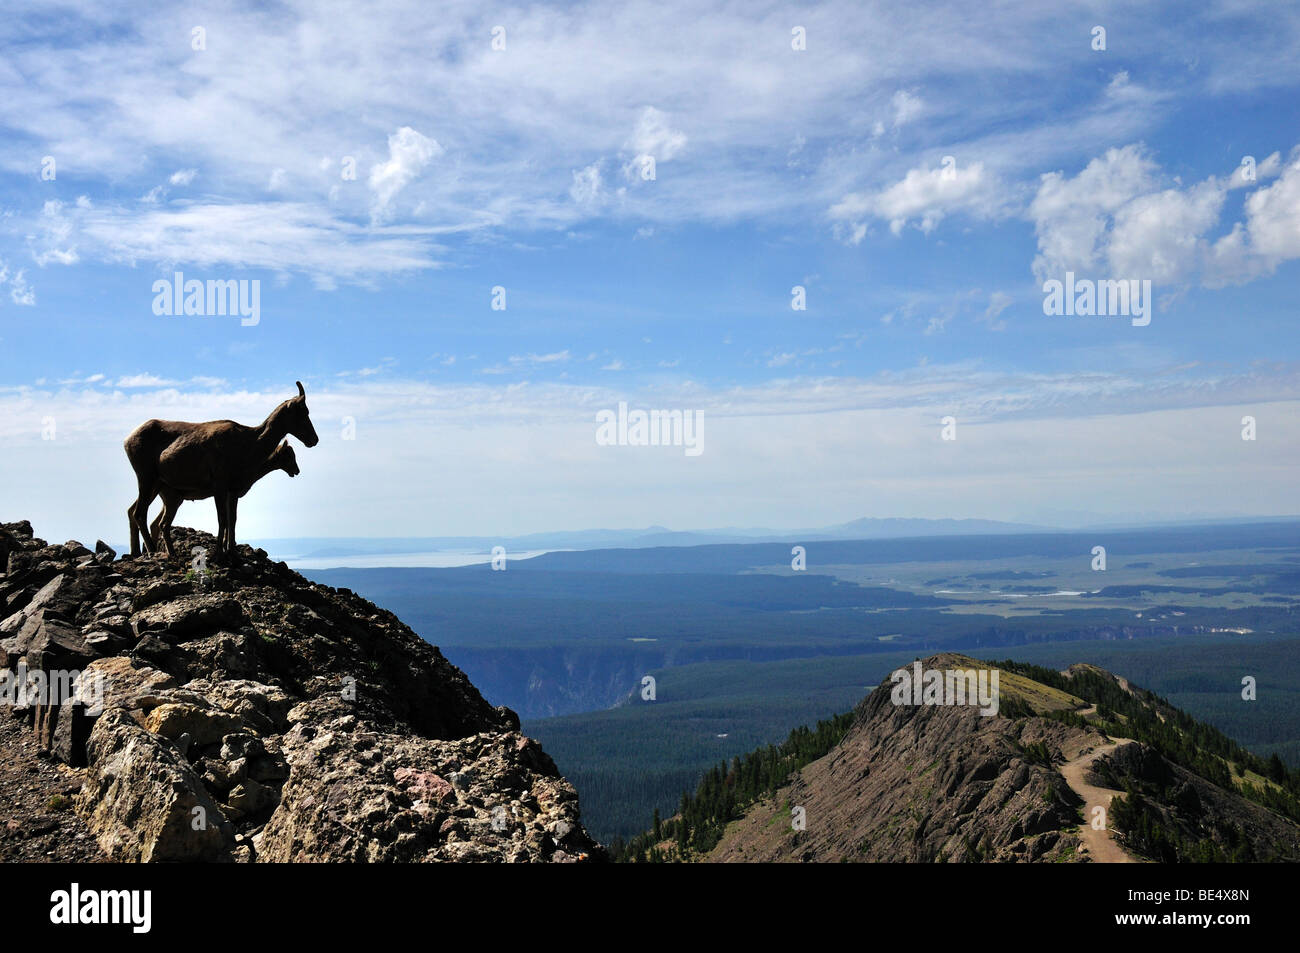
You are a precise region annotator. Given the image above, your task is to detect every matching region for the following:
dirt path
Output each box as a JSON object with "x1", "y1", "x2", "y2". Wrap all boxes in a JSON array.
[
  {"x1": 1059, "y1": 738, "x2": 1138, "y2": 864},
  {"x1": 0, "y1": 713, "x2": 103, "y2": 862}
]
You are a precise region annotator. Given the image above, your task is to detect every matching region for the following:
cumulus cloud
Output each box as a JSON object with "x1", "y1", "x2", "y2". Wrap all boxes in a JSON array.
[
  {"x1": 1029, "y1": 145, "x2": 1159, "y2": 281},
  {"x1": 1207, "y1": 151, "x2": 1300, "y2": 285},
  {"x1": 1031, "y1": 144, "x2": 1300, "y2": 288},
  {"x1": 626, "y1": 106, "x2": 687, "y2": 162},
  {"x1": 369, "y1": 127, "x2": 443, "y2": 219},
  {"x1": 830, "y1": 159, "x2": 1001, "y2": 237},
  {"x1": 623, "y1": 106, "x2": 686, "y2": 181},
  {"x1": 0, "y1": 3, "x2": 1295, "y2": 292}
]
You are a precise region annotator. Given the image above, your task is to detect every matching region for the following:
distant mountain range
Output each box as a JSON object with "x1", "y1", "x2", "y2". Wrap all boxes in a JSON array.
[{"x1": 252, "y1": 517, "x2": 1054, "y2": 559}]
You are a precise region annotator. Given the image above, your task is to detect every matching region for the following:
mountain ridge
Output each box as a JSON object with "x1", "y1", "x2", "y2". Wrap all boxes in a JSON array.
[
  {"x1": 616, "y1": 653, "x2": 1300, "y2": 863},
  {"x1": 0, "y1": 518, "x2": 602, "y2": 863}
]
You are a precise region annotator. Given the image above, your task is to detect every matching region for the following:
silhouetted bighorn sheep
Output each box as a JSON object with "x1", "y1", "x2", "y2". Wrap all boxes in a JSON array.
[
  {"x1": 131, "y1": 440, "x2": 300, "y2": 558},
  {"x1": 125, "y1": 382, "x2": 319, "y2": 557}
]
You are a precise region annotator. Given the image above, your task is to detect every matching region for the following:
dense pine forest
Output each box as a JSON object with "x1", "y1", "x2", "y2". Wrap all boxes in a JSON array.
[{"x1": 610, "y1": 711, "x2": 856, "y2": 862}]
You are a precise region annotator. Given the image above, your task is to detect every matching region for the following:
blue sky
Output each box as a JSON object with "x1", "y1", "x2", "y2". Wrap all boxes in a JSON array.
[{"x1": 2, "y1": 0, "x2": 1299, "y2": 543}]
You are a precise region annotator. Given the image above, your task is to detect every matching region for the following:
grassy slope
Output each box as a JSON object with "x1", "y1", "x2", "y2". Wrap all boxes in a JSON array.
[{"x1": 529, "y1": 635, "x2": 1300, "y2": 843}]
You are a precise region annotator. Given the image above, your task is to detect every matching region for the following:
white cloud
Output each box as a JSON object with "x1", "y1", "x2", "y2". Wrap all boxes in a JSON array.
[
  {"x1": 0, "y1": 1, "x2": 1294, "y2": 289},
  {"x1": 1029, "y1": 145, "x2": 1159, "y2": 281},
  {"x1": 570, "y1": 162, "x2": 603, "y2": 205},
  {"x1": 1228, "y1": 152, "x2": 1281, "y2": 189},
  {"x1": 509, "y1": 350, "x2": 571, "y2": 367},
  {"x1": 8, "y1": 268, "x2": 34, "y2": 305},
  {"x1": 4, "y1": 364, "x2": 1300, "y2": 542},
  {"x1": 28, "y1": 199, "x2": 79, "y2": 266},
  {"x1": 891, "y1": 89, "x2": 924, "y2": 127},
  {"x1": 369, "y1": 127, "x2": 443, "y2": 219},
  {"x1": 1032, "y1": 144, "x2": 1300, "y2": 288},
  {"x1": 626, "y1": 106, "x2": 687, "y2": 162},
  {"x1": 116, "y1": 374, "x2": 180, "y2": 387},
  {"x1": 831, "y1": 159, "x2": 1001, "y2": 237},
  {"x1": 980, "y1": 291, "x2": 1012, "y2": 331},
  {"x1": 69, "y1": 200, "x2": 443, "y2": 284},
  {"x1": 1204, "y1": 156, "x2": 1300, "y2": 285}
]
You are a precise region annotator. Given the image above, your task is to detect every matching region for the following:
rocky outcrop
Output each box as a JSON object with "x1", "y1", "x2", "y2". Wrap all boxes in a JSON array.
[
  {"x1": 0, "y1": 519, "x2": 602, "y2": 862},
  {"x1": 705, "y1": 653, "x2": 1098, "y2": 863}
]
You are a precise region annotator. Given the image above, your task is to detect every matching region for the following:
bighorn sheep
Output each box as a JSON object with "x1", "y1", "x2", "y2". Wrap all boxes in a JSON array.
[
  {"x1": 125, "y1": 382, "x2": 319, "y2": 557},
  {"x1": 132, "y1": 440, "x2": 300, "y2": 558}
]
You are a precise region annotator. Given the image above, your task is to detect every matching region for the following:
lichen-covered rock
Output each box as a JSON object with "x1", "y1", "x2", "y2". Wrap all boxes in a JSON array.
[
  {"x1": 256, "y1": 705, "x2": 599, "y2": 862},
  {"x1": 75, "y1": 709, "x2": 236, "y2": 862},
  {"x1": 77, "y1": 655, "x2": 178, "y2": 713},
  {"x1": 143, "y1": 702, "x2": 245, "y2": 745}
]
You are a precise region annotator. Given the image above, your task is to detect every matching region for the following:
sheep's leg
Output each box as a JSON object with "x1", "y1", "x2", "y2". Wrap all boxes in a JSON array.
[
  {"x1": 225, "y1": 493, "x2": 239, "y2": 555},
  {"x1": 131, "y1": 480, "x2": 158, "y2": 556},
  {"x1": 149, "y1": 507, "x2": 166, "y2": 555},
  {"x1": 128, "y1": 501, "x2": 140, "y2": 558},
  {"x1": 157, "y1": 491, "x2": 182, "y2": 558},
  {"x1": 213, "y1": 493, "x2": 228, "y2": 555}
]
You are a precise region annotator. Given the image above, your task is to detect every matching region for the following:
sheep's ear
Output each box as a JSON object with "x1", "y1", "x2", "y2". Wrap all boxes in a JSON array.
[{"x1": 296, "y1": 381, "x2": 305, "y2": 398}]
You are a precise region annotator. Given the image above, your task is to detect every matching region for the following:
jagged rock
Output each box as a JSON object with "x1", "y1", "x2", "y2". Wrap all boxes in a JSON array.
[
  {"x1": 76, "y1": 709, "x2": 236, "y2": 862},
  {"x1": 77, "y1": 655, "x2": 178, "y2": 713},
  {"x1": 394, "y1": 766, "x2": 455, "y2": 804},
  {"x1": 179, "y1": 631, "x2": 261, "y2": 680},
  {"x1": 185, "y1": 677, "x2": 293, "y2": 733},
  {"x1": 143, "y1": 702, "x2": 245, "y2": 745},
  {"x1": 131, "y1": 593, "x2": 247, "y2": 639},
  {"x1": 257, "y1": 716, "x2": 598, "y2": 862},
  {"x1": 4, "y1": 610, "x2": 94, "y2": 670},
  {"x1": 226, "y1": 778, "x2": 278, "y2": 817},
  {"x1": 0, "y1": 520, "x2": 600, "y2": 863},
  {"x1": 94, "y1": 540, "x2": 116, "y2": 561},
  {"x1": 51, "y1": 699, "x2": 93, "y2": 766}
]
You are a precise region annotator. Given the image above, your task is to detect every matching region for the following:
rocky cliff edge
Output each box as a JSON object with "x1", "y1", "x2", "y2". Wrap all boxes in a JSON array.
[{"x1": 0, "y1": 519, "x2": 602, "y2": 863}]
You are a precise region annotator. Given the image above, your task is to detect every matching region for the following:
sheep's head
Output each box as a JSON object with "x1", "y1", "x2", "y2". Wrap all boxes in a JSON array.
[
  {"x1": 274, "y1": 440, "x2": 300, "y2": 477},
  {"x1": 283, "y1": 380, "x2": 320, "y2": 448}
]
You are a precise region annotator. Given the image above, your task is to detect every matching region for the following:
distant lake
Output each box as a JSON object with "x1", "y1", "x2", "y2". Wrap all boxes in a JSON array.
[{"x1": 280, "y1": 549, "x2": 552, "y2": 570}]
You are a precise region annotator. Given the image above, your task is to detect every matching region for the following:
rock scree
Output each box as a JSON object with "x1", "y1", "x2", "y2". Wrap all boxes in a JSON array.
[{"x1": 0, "y1": 519, "x2": 603, "y2": 862}]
